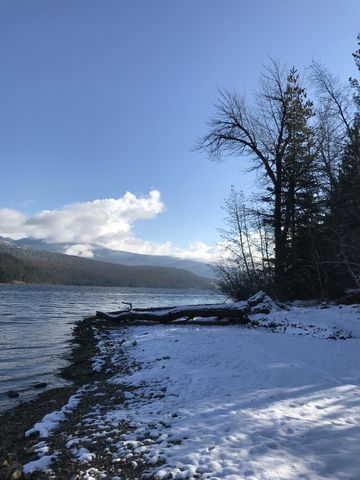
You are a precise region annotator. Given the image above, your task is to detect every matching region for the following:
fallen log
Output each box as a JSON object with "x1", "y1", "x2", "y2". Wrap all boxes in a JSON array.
[{"x1": 96, "y1": 301, "x2": 250, "y2": 324}]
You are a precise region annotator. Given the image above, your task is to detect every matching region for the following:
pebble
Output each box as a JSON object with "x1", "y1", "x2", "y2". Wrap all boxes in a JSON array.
[
  {"x1": 11, "y1": 469, "x2": 22, "y2": 480},
  {"x1": 33, "y1": 382, "x2": 48, "y2": 389},
  {"x1": 6, "y1": 390, "x2": 19, "y2": 398}
]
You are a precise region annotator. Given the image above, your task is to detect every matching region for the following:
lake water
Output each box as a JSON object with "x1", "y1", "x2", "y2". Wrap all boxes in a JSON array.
[{"x1": 0, "y1": 284, "x2": 224, "y2": 412}]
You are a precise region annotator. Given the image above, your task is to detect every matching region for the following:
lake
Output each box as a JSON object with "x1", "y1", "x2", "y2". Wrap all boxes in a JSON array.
[{"x1": 0, "y1": 284, "x2": 224, "y2": 412}]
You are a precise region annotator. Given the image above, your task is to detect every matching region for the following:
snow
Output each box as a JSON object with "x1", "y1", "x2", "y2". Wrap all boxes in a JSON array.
[
  {"x1": 250, "y1": 303, "x2": 360, "y2": 338},
  {"x1": 25, "y1": 391, "x2": 82, "y2": 438},
  {"x1": 73, "y1": 446, "x2": 96, "y2": 463},
  {"x1": 21, "y1": 302, "x2": 360, "y2": 479},
  {"x1": 23, "y1": 385, "x2": 91, "y2": 475},
  {"x1": 23, "y1": 454, "x2": 56, "y2": 474},
  {"x1": 101, "y1": 305, "x2": 360, "y2": 479},
  {"x1": 33, "y1": 440, "x2": 49, "y2": 456},
  {"x1": 169, "y1": 301, "x2": 248, "y2": 313}
]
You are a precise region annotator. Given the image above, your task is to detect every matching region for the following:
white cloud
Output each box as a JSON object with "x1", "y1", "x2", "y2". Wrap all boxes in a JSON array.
[
  {"x1": 0, "y1": 191, "x2": 218, "y2": 262},
  {"x1": 23, "y1": 190, "x2": 164, "y2": 243},
  {"x1": 0, "y1": 208, "x2": 27, "y2": 239},
  {"x1": 64, "y1": 244, "x2": 94, "y2": 258}
]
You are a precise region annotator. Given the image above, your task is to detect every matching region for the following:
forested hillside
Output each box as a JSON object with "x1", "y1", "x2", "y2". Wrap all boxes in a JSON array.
[
  {"x1": 2, "y1": 237, "x2": 214, "y2": 278},
  {"x1": 0, "y1": 242, "x2": 212, "y2": 289}
]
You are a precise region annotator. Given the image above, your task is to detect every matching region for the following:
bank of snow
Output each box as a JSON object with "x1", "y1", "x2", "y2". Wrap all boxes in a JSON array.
[
  {"x1": 103, "y1": 305, "x2": 360, "y2": 479},
  {"x1": 22, "y1": 304, "x2": 360, "y2": 479}
]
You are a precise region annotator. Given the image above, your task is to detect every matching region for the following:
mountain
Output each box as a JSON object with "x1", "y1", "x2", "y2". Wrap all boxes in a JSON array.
[
  {"x1": 5, "y1": 237, "x2": 215, "y2": 278},
  {"x1": 0, "y1": 240, "x2": 214, "y2": 289}
]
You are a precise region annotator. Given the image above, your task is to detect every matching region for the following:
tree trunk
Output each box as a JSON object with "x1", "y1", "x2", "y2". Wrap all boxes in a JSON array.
[
  {"x1": 274, "y1": 178, "x2": 285, "y2": 296},
  {"x1": 96, "y1": 302, "x2": 250, "y2": 324}
]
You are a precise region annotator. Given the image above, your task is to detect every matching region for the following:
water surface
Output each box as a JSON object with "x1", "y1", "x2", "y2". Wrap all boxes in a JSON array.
[{"x1": 0, "y1": 284, "x2": 223, "y2": 411}]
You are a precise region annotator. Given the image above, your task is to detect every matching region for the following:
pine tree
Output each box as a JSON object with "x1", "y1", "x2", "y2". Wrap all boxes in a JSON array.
[
  {"x1": 265, "y1": 68, "x2": 319, "y2": 297},
  {"x1": 319, "y1": 34, "x2": 360, "y2": 294},
  {"x1": 328, "y1": 122, "x2": 360, "y2": 290}
]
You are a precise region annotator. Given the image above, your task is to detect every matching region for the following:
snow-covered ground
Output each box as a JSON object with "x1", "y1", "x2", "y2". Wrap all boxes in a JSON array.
[{"x1": 23, "y1": 304, "x2": 360, "y2": 479}]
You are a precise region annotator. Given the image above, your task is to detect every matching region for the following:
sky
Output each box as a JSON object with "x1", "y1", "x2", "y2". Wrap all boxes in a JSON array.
[{"x1": 0, "y1": 0, "x2": 359, "y2": 261}]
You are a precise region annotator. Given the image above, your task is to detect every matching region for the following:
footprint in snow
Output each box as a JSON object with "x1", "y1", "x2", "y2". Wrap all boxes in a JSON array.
[{"x1": 281, "y1": 426, "x2": 295, "y2": 434}]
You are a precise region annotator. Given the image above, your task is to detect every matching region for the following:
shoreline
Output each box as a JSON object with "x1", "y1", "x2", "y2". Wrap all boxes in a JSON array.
[
  {"x1": 2, "y1": 302, "x2": 359, "y2": 479},
  {"x1": 0, "y1": 316, "x2": 152, "y2": 479},
  {"x1": 0, "y1": 316, "x2": 104, "y2": 479}
]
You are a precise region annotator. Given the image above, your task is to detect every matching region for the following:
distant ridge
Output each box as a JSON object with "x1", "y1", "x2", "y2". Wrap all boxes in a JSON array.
[
  {"x1": 0, "y1": 240, "x2": 214, "y2": 290},
  {"x1": 3, "y1": 237, "x2": 215, "y2": 278}
]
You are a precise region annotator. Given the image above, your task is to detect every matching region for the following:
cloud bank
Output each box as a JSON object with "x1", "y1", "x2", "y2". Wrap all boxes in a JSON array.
[{"x1": 0, "y1": 191, "x2": 216, "y2": 262}]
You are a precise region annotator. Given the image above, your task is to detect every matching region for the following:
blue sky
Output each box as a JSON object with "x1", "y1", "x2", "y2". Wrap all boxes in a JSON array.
[{"x1": 0, "y1": 0, "x2": 359, "y2": 260}]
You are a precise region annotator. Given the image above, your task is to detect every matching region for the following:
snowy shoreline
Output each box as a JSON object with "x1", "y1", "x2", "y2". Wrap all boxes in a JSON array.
[{"x1": 5, "y1": 302, "x2": 360, "y2": 479}]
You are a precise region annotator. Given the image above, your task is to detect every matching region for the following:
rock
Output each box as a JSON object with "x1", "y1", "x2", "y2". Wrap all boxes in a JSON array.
[
  {"x1": 11, "y1": 469, "x2": 22, "y2": 480},
  {"x1": 339, "y1": 289, "x2": 360, "y2": 305},
  {"x1": 6, "y1": 390, "x2": 19, "y2": 399},
  {"x1": 33, "y1": 382, "x2": 48, "y2": 389}
]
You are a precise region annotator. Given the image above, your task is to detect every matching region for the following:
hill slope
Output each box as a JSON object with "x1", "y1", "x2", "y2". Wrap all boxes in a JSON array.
[
  {"x1": 0, "y1": 241, "x2": 213, "y2": 289},
  {"x1": 5, "y1": 237, "x2": 215, "y2": 278}
]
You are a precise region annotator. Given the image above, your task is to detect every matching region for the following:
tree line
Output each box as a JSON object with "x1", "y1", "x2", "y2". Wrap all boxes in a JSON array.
[
  {"x1": 0, "y1": 247, "x2": 212, "y2": 290},
  {"x1": 199, "y1": 36, "x2": 360, "y2": 301}
]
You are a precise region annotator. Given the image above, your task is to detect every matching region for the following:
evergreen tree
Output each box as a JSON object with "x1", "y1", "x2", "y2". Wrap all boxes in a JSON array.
[
  {"x1": 277, "y1": 68, "x2": 319, "y2": 296},
  {"x1": 317, "y1": 34, "x2": 360, "y2": 295},
  {"x1": 327, "y1": 121, "x2": 360, "y2": 291}
]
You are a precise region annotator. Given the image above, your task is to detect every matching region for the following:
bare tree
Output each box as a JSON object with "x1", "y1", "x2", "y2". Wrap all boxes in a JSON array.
[
  {"x1": 212, "y1": 188, "x2": 274, "y2": 299},
  {"x1": 311, "y1": 61, "x2": 358, "y2": 186},
  {"x1": 199, "y1": 61, "x2": 316, "y2": 296}
]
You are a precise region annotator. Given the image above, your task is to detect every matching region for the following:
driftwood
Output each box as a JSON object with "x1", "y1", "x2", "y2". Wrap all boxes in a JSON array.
[
  {"x1": 95, "y1": 291, "x2": 286, "y2": 325},
  {"x1": 96, "y1": 301, "x2": 250, "y2": 324}
]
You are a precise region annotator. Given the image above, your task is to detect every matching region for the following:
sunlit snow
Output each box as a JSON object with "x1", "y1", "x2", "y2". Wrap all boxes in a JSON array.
[{"x1": 23, "y1": 304, "x2": 360, "y2": 478}]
